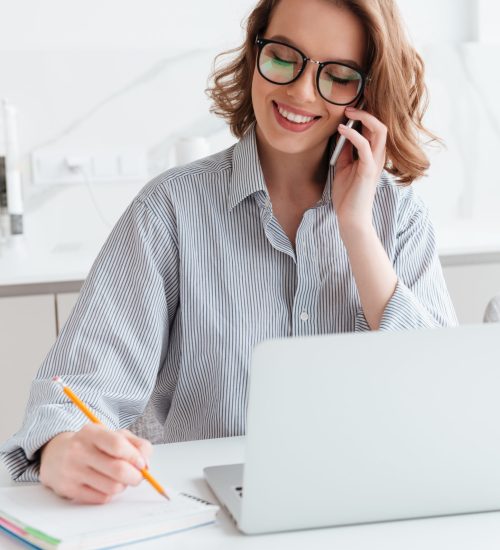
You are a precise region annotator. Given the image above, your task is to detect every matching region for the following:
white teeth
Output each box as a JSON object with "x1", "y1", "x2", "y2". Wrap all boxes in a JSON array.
[{"x1": 277, "y1": 105, "x2": 315, "y2": 124}]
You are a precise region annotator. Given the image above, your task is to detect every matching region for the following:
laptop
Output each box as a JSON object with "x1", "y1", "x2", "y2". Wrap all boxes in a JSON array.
[{"x1": 204, "y1": 323, "x2": 500, "y2": 534}]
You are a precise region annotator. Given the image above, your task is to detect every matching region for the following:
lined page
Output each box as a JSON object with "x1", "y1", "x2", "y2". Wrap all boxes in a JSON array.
[{"x1": 1, "y1": 483, "x2": 214, "y2": 543}]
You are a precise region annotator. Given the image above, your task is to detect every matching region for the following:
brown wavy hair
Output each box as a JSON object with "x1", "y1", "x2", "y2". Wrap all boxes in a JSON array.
[{"x1": 205, "y1": 0, "x2": 440, "y2": 185}]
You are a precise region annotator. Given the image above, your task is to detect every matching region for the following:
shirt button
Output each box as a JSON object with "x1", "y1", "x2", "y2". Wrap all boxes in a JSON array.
[{"x1": 300, "y1": 311, "x2": 309, "y2": 322}]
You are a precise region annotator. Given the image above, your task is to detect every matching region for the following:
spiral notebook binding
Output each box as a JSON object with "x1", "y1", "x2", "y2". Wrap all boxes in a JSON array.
[{"x1": 180, "y1": 492, "x2": 215, "y2": 506}]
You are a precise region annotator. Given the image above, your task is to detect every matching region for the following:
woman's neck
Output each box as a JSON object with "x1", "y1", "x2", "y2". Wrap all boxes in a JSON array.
[{"x1": 255, "y1": 125, "x2": 330, "y2": 199}]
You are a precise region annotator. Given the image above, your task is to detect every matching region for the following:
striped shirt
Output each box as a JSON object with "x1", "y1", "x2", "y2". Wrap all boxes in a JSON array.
[{"x1": 1, "y1": 125, "x2": 457, "y2": 481}]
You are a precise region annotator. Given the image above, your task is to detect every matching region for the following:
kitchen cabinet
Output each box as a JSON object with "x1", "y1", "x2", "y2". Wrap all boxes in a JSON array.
[
  {"x1": 442, "y1": 263, "x2": 500, "y2": 324},
  {"x1": 0, "y1": 294, "x2": 57, "y2": 443},
  {"x1": 56, "y1": 292, "x2": 80, "y2": 333},
  {"x1": 0, "y1": 291, "x2": 80, "y2": 444}
]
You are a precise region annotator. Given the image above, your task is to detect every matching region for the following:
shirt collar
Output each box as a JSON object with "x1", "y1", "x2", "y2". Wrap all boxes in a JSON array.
[
  {"x1": 228, "y1": 124, "x2": 335, "y2": 211},
  {"x1": 228, "y1": 124, "x2": 268, "y2": 211}
]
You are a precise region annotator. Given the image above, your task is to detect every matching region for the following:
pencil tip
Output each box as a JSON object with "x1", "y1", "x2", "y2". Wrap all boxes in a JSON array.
[{"x1": 162, "y1": 491, "x2": 171, "y2": 501}]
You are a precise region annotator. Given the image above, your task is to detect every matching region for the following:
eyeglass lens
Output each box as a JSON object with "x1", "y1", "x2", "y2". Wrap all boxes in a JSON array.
[{"x1": 258, "y1": 41, "x2": 362, "y2": 105}]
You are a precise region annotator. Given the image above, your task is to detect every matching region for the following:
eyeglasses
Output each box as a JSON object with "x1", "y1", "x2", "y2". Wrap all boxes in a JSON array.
[{"x1": 255, "y1": 37, "x2": 368, "y2": 106}]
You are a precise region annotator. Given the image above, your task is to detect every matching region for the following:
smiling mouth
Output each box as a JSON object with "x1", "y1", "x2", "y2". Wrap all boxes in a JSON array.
[{"x1": 273, "y1": 101, "x2": 322, "y2": 124}]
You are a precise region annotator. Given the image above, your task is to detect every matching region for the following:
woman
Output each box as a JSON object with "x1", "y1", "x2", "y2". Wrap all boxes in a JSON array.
[{"x1": 1, "y1": 0, "x2": 457, "y2": 503}]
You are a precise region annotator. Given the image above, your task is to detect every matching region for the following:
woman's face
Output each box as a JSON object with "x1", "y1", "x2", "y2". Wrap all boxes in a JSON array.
[{"x1": 251, "y1": 0, "x2": 367, "y2": 157}]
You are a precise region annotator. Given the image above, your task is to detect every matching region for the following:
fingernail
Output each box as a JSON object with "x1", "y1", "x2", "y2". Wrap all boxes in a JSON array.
[
  {"x1": 135, "y1": 457, "x2": 146, "y2": 470},
  {"x1": 345, "y1": 106, "x2": 355, "y2": 111},
  {"x1": 338, "y1": 124, "x2": 347, "y2": 130}
]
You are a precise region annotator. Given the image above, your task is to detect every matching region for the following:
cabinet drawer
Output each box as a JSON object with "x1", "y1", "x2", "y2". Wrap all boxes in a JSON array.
[
  {"x1": 56, "y1": 292, "x2": 80, "y2": 334},
  {"x1": 0, "y1": 294, "x2": 57, "y2": 442},
  {"x1": 442, "y1": 263, "x2": 500, "y2": 324}
]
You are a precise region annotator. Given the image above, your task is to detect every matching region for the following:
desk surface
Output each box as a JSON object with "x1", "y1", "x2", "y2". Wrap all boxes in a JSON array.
[{"x1": 2, "y1": 436, "x2": 500, "y2": 549}]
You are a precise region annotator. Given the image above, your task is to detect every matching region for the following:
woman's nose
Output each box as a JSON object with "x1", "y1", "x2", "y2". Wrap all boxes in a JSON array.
[{"x1": 285, "y1": 61, "x2": 317, "y2": 104}]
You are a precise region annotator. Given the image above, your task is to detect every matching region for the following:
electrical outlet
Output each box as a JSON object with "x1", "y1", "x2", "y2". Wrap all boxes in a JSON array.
[{"x1": 32, "y1": 151, "x2": 148, "y2": 185}]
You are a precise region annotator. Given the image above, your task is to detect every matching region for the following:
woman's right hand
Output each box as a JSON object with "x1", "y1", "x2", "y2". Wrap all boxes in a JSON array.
[{"x1": 39, "y1": 424, "x2": 153, "y2": 504}]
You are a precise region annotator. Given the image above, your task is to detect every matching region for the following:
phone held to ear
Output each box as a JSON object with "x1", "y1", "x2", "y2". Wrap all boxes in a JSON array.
[{"x1": 329, "y1": 100, "x2": 365, "y2": 168}]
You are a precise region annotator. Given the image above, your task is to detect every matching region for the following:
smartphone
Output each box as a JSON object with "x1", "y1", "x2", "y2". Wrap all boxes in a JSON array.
[{"x1": 329, "y1": 100, "x2": 365, "y2": 167}]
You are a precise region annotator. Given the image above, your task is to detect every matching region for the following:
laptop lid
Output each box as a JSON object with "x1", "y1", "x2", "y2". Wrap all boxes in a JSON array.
[{"x1": 239, "y1": 324, "x2": 500, "y2": 534}]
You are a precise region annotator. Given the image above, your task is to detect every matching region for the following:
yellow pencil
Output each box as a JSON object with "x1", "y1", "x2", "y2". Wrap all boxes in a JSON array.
[{"x1": 52, "y1": 375, "x2": 170, "y2": 500}]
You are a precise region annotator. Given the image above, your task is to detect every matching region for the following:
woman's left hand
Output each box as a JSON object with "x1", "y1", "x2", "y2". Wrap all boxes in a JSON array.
[{"x1": 331, "y1": 106, "x2": 387, "y2": 234}]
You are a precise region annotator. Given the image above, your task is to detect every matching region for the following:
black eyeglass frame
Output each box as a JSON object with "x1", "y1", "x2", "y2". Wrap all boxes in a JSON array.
[{"x1": 255, "y1": 36, "x2": 369, "y2": 107}]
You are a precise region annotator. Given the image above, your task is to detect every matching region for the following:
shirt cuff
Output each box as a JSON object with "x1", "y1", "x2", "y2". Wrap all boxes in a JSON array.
[
  {"x1": 355, "y1": 280, "x2": 448, "y2": 332},
  {"x1": 0, "y1": 403, "x2": 117, "y2": 482}
]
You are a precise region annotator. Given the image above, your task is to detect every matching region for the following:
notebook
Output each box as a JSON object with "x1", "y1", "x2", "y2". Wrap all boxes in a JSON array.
[{"x1": 0, "y1": 482, "x2": 218, "y2": 549}]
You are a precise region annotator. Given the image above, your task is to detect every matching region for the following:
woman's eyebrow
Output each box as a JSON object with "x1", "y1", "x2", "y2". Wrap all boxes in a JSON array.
[{"x1": 268, "y1": 34, "x2": 362, "y2": 70}]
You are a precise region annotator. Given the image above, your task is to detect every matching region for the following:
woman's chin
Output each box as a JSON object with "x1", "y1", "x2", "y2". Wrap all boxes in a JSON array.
[{"x1": 267, "y1": 129, "x2": 330, "y2": 156}]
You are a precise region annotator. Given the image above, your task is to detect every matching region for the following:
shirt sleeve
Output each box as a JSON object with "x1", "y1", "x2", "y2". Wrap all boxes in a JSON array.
[
  {"x1": 0, "y1": 195, "x2": 179, "y2": 481},
  {"x1": 355, "y1": 186, "x2": 458, "y2": 331}
]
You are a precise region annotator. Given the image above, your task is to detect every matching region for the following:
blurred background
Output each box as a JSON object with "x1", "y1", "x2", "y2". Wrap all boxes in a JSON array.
[{"x1": 0, "y1": 0, "x2": 499, "y2": 440}]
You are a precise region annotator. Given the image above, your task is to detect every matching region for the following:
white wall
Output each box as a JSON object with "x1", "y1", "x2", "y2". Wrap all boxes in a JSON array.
[
  {"x1": 477, "y1": 0, "x2": 500, "y2": 42},
  {"x1": 0, "y1": 0, "x2": 479, "y2": 50},
  {"x1": 0, "y1": 0, "x2": 252, "y2": 50},
  {"x1": 0, "y1": 0, "x2": 498, "y2": 247},
  {"x1": 398, "y1": 0, "x2": 477, "y2": 43}
]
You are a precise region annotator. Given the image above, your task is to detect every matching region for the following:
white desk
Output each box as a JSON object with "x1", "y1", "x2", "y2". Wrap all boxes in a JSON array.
[{"x1": 2, "y1": 436, "x2": 500, "y2": 549}]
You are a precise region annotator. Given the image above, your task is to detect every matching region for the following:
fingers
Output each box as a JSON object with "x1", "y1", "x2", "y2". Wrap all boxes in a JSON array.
[
  {"x1": 120, "y1": 429, "x2": 153, "y2": 466},
  {"x1": 80, "y1": 467, "x2": 128, "y2": 498},
  {"x1": 343, "y1": 106, "x2": 387, "y2": 166},
  {"x1": 39, "y1": 425, "x2": 154, "y2": 505},
  {"x1": 334, "y1": 136, "x2": 354, "y2": 175},
  {"x1": 338, "y1": 124, "x2": 375, "y2": 179},
  {"x1": 83, "y1": 425, "x2": 147, "y2": 469},
  {"x1": 89, "y1": 449, "x2": 144, "y2": 486}
]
